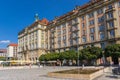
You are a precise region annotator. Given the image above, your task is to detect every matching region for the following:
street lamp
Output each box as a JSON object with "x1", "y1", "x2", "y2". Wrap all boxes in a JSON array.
[
  {"x1": 77, "y1": 47, "x2": 79, "y2": 67},
  {"x1": 77, "y1": 39, "x2": 79, "y2": 67},
  {"x1": 102, "y1": 51, "x2": 105, "y2": 66}
]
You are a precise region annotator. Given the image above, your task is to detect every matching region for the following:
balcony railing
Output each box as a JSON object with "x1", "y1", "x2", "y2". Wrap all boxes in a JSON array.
[
  {"x1": 108, "y1": 36, "x2": 115, "y2": 39},
  {"x1": 107, "y1": 27, "x2": 117, "y2": 31},
  {"x1": 73, "y1": 28, "x2": 79, "y2": 32},
  {"x1": 105, "y1": 7, "x2": 115, "y2": 13}
]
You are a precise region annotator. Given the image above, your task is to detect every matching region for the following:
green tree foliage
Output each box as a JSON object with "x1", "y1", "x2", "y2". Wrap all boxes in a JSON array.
[
  {"x1": 80, "y1": 46, "x2": 102, "y2": 61},
  {"x1": 0, "y1": 57, "x2": 6, "y2": 61},
  {"x1": 39, "y1": 54, "x2": 45, "y2": 61},
  {"x1": 39, "y1": 47, "x2": 102, "y2": 62},
  {"x1": 104, "y1": 44, "x2": 120, "y2": 57},
  {"x1": 39, "y1": 50, "x2": 78, "y2": 61}
]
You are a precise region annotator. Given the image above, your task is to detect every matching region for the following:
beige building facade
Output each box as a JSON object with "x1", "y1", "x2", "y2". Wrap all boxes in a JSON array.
[
  {"x1": 18, "y1": 17, "x2": 48, "y2": 61},
  {"x1": 46, "y1": 0, "x2": 120, "y2": 53},
  {"x1": 18, "y1": 0, "x2": 120, "y2": 61}
]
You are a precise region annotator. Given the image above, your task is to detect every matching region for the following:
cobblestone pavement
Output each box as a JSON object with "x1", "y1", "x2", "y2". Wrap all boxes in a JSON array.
[{"x1": 0, "y1": 66, "x2": 119, "y2": 80}]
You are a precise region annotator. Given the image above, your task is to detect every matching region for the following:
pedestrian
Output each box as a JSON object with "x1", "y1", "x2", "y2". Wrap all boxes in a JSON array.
[
  {"x1": 29, "y1": 63, "x2": 31, "y2": 69},
  {"x1": 38, "y1": 62, "x2": 40, "y2": 68},
  {"x1": 119, "y1": 61, "x2": 120, "y2": 68}
]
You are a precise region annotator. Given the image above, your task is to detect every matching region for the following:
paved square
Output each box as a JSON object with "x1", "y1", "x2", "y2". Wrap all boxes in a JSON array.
[{"x1": 0, "y1": 66, "x2": 119, "y2": 80}]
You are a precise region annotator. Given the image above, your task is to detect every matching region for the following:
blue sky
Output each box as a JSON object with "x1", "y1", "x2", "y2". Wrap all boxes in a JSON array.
[{"x1": 0, "y1": 0, "x2": 89, "y2": 48}]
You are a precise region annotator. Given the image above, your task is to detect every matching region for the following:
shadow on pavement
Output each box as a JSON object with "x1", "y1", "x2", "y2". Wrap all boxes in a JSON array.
[{"x1": 106, "y1": 75, "x2": 119, "y2": 79}]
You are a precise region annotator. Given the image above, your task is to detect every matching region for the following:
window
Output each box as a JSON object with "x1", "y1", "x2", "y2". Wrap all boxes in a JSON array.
[
  {"x1": 58, "y1": 31, "x2": 61, "y2": 35},
  {"x1": 82, "y1": 36, "x2": 86, "y2": 43},
  {"x1": 76, "y1": 38, "x2": 79, "y2": 43},
  {"x1": 108, "y1": 12, "x2": 113, "y2": 19},
  {"x1": 58, "y1": 37, "x2": 61, "y2": 42},
  {"x1": 73, "y1": 40, "x2": 77, "y2": 45},
  {"x1": 63, "y1": 30, "x2": 66, "y2": 34},
  {"x1": 72, "y1": 18, "x2": 78, "y2": 24},
  {"x1": 100, "y1": 33, "x2": 105, "y2": 40},
  {"x1": 82, "y1": 30, "x2": 86, "y2": 35},
  {"x1": 119, "y1": 1, "x2": 120, "y2": 7},
  {"x1": 98, "y1": 16, "x2": 104, "y2": 23},
  {"x1": 64, "y1": 42, "x2": 66, "y2": 47},
  {"x1": 62, "y1": 23, "x2": 66, "y2": 28},
  {"x1": 63, "y1": 36, "x2": 66, "y2": 40},
  {"x1": 110, "y1": 30, "x2": 115, "y2": 37},
  {"x1": 108, "y1": 21, "x2": 114, "y2": 28},
  {"x1": 72, "y1": 25, "x2": 78, "y2": 31},
  {"x1": 100, "y1": 43, "x2": 105, "y2": 50},
  {"x1": 88, "y1": 12, "x2": 94, "y2": 18},
  {"x1": 73, "y1": 33, "x2": 77, "y2": 38},
  {"x1": 81, "y1": 16, "x2": 84, "y2": 20},
  {"x1": 57, "y1": 26, "x2": 61, "y2": 30},
  {"x1": 90, "y1": 28, "x2": 95, "y2": 33},
  {"x1": 108, "y1": 5, "x2": 113, "y2": 9},
  {"x1": 70, "y1": 40, "x2": 73, "y2": 45},
  {"x1": 90, "y1": 35, "x2": 94, "y2": 41},
  {"x1": 83, "y1": 45, "x2": 86, "y2": 48},
  {"x1": 97, "y1": 9, "x2": 103, "y2": 15},
  {"x1": 89, "y1": 20, "x2": 94, "y2": 25},
  {"x1": 119, "y1": 11, "x2": 120, "y2": 16},
  {"x1": 68, "y1": 21, "x2": 72, "y2": 25},
  {"x1": 82, "y1": 23, "x2": 85, "y2": 28},
  {"x1": 99, "y1": 25, "x2": 105, "y2": 31},
  {"x1": 41, "y1": 44, "x2": 44, "y2": 48},
  {"x1": 36, "y1": 43, "x2": 38, "y2": 48}
]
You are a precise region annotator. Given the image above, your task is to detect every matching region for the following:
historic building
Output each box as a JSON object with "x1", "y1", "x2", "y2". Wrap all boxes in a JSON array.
[
  {"x1": 46, "y1": 0, "x2": 120, "y2": 53},
  {"x1": 18, "y1": 14, "x2": 48, "y2": 61},
  {"x1": 18, "y1": 0, "x2": 120, "y2": 61}
]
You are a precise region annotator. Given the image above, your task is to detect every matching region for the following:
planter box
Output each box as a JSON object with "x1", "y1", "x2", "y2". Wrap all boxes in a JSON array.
[{"x1": 48, "y1": 68, "x2": 109, "y2": 80}]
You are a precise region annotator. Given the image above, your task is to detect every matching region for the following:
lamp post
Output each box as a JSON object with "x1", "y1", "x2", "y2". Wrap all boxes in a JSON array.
[
  {"x1": 77, "y1": 39, "x2": 79, "y2": 67},
  {"x1": 102, "y1": 51, "x2": 106, "y2": 72},
  {"x1": 77, "y1": 40, "x2": 80, "y2": 75},
  {"x1": 77, "y1": 47, "x2": 79, "y2": 67},
  {"x1": 102, "y1": 51, "x2": 105, "y2": 66}
]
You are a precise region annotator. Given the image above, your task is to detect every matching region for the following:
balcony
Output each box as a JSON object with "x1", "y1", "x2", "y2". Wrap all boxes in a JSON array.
[
  {"x1": 108, "y1": 36, "x2": 115, "y2": 39},
  {"x1": 72, "y1": 27, "x2": 79, "y2": 32},
  {"x1": 57, "y1": 40, "x2": 61, "y2": 43},
  {"x1": 52, "y1": 42, "x2": 56, "y2": 44},
  {"x1": 73, "y1": 41, "x2": 78, "y2": 46},
  {"x1": 72, "y1": 22, "x2": 79, "y2": 26},
  {"x1": 82, "y1": 33, "x2": 86, "y2": 36},
  {"x1": 107, "y1": 27, "x2": 117, "y2": 31},
  {"x1": 51, "y1": 30, "x2": 56, "y2": 33},
  {"x1": 72, "y1": 34, "x2": 79, "y2": 39},
  {"x1": 50, "y1": 35, "x2": 56, "y2": 39},
  {"x1": 105, "y1": 7, "x2": 115, "y2": 13},
  {"x1": 106, "y1": 18, "x2": 116, "y2": 22}
]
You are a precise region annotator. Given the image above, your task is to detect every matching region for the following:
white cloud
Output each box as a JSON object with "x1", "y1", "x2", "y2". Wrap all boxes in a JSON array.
[{"x1": 0, "y1": 40, "x2": 10, "y2": 44}]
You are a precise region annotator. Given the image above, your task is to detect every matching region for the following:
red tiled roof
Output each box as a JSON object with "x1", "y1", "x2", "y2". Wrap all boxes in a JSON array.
[
  {"x1": 8, "y1": 43, "x2": 18, "y2": 47},
  {"x1": 41, "y1": 18, "x2": 49, "y2": 24},
  {"x1": 29, "y1": 18, "x2": 49, "y2": 29}
]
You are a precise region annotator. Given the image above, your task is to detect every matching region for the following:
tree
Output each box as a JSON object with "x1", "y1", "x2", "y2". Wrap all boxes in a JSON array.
[
  {"x1": 104, "y1": 44, "x2": 120, "y2": 57},
  {"x1": 79, "y1": 46, "x2": 102, "y2": 65},
  {"x1": 80, "y1": 46, "x2": 102, "y2": 61},
  {"x1": 39, "y1": 50, "x2": 78, "y2": 61},
  {"x1": 39, "y1": 54, "x2": 45, "y2": 61}
]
